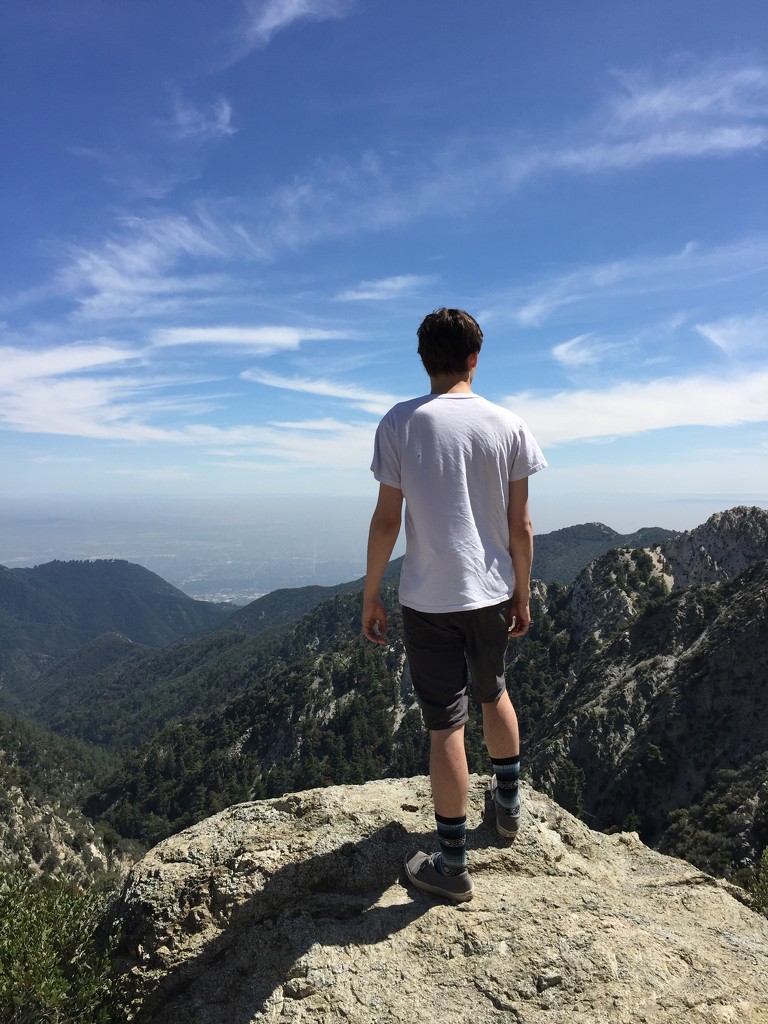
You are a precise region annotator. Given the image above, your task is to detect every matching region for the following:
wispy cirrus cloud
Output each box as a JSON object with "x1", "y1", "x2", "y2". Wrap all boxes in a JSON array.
[
  {"x1": 0, "y1": 370, "x2": 271, "y2": 446},
  {"x1": 609, "y1": 65, "x2": 768, "y2": 128},
  {"x1": 560, "y1": 62, "x2": 768, "y2": 174},
  {"x1": 211, "y1": 63, "x2": 768, "y2": 259},
  {"x1": 211, "y1": 418, "x2": 374, "y2": 472},
  {"x1": 56, "y1": 215, "x2": 227, "y2": 320},
  {"x1": 153, "y1": 325, "x2": 355, "y2": 353},
  {"x1": 695, "y1": 312, "x2": 768, "y2": 358},
  {"x1": 549, "y1": 125, "x2": 767, "y2": 175},
  {"x1": 509, "y1": 236, "x2": 768, "y2": 327},
  {"x1": 0, "y1": 344, "x2": 138, "y2": 386},
  {"x1": 228, "y1": 0, "x2": 354, "y2": 61},
  {"x1": 166, "y1": 92, "x2": 237, "y2": 143},
  {"x1": 504, "y1": 367, "x2": 768, "y2": 447},
  {"x1": 0, "y1": 338, "x2": 383, "y2": 449},
  {"x1": 551, "y1": 333, "x2": 628, "y2": 368},
  {"x1": 242, "y1": 368, "x2": 401, "y2": 415},
  {"x1": 335, "y1": 274, "x2": 434, "y2": 301},
  {"x1": 9, "y1": 63, "x2": 766, "y2": 339},
  {"x1": 0, "y1": 341, "x2": 217, "y2": 443}
]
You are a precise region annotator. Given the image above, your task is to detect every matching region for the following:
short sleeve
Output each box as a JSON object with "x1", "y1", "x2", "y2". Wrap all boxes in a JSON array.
[
  {"x1": 370, "y1": 413, "x2": 401, "y2": 488},
  {"x1": 509, "y1": 418, "x2": 548, "y2": 482}
]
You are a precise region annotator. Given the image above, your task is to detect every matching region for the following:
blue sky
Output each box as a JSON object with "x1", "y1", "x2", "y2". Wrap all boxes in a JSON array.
[{"x1": 2, "y1": 0, "x2": 767, "y2": 532}]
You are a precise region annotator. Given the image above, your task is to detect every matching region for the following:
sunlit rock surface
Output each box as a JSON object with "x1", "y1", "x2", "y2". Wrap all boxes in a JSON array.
[{"x1": 111, "y1": 776, "x2": 768, "y2": 1023}]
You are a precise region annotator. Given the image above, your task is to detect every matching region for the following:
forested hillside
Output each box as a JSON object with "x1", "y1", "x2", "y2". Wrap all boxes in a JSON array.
[
  {"x1": 532, "y1": 522, "x2": 676, "y2": 583},
  {"x1": 0, "y1": 559, "x2": 233, "y2": 710},
  {"x1": 86, "y1": 581, "x2": 576, "y2": 845}
]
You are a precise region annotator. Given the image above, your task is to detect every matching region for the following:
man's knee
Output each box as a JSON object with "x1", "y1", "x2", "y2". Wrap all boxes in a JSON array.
[{"x1": 430, "y1": 723, "x2": 465, "y2": 745}]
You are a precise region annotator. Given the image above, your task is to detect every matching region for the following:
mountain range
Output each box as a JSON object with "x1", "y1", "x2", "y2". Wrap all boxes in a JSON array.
[{"x1": 1, "y1": 506, "x2": 766, "y2": 888}]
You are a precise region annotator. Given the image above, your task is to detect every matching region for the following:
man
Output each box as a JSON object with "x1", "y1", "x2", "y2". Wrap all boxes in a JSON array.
[{"x1": 362, "y1": 308, "x2": 546, "y2": 902}]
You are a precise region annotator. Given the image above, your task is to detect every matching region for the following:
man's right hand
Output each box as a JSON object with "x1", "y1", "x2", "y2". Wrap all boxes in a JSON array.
[
  {"x1": 508, "y1": 595, "x2": 531, "y2": 637},
  {"x1": 362, "y1": 594, "x2": 388, "y2": 643}
]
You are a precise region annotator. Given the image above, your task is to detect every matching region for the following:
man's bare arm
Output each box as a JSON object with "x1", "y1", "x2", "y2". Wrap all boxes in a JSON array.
[
  {"x1": 362, "y1": 483, "x2": 404, "y2": 644},
  {"x1": 508, "y1": 476, "x2": 533, "y2": 637}
]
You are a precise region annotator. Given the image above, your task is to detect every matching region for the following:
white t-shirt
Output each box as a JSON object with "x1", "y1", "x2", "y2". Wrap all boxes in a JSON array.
[{"x1": 371, "y1": 392, "x2": 547, "y2": 613}]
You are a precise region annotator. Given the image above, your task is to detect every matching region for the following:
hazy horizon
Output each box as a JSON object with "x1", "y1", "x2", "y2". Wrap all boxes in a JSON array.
[{"x1": 2, "y1": 493, "x2": 765, "y2": 604}]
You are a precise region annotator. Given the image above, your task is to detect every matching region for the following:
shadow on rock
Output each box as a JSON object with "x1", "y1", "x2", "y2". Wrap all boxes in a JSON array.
[{"x1": 111, "y1": 818, "x2": 436, "y2": 1023}]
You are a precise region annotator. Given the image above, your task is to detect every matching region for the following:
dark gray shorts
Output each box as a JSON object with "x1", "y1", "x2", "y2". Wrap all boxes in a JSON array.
[{"x1": 401, "y1": 599, "x2": 511, "y2": 731}]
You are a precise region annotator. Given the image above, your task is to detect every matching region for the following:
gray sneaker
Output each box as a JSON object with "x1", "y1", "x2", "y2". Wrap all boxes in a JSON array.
[
  {"x1": 404, "y1": 851, "x2": 474, "y2": 902},
  {"x1": 490, "y1": 775, "x2": 521, "y2": 840}
]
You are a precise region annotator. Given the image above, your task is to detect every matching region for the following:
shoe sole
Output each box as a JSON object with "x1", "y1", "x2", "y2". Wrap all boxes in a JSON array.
[{"x1": 404, "y1": 861, "x2": 474, "y2": 902}]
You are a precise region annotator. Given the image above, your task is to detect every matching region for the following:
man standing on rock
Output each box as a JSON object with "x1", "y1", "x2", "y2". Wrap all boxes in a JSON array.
[{"x1": 362, "y1": 308, "x2": 546, "y2": 902}]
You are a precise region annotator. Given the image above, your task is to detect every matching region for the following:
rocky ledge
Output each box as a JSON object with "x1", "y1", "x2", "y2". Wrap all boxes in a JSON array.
[{"x1": 111, "y1": 776, "x2": 768, "y2": 1023}]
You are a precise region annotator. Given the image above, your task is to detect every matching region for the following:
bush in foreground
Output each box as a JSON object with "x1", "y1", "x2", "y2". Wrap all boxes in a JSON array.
[{"x1": 0, "y1": 871, "x2": 117, "y2": 1024}]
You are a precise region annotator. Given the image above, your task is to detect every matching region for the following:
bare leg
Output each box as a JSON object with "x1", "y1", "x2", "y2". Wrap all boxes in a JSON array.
[
  {"x1": 429, "y1": 724, "x2": 468, "y2": 818},
  {"x1": 481, "y1": 689, "x2": 520, "y2": 760}
]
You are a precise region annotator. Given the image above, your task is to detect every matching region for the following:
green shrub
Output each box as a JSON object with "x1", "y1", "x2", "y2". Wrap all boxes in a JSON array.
[{"x1": 0, "y1": 871, "x2": 117, "y2": 1024}]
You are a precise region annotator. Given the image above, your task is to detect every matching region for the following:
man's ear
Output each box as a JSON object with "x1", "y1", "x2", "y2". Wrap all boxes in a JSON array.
[{"x1": 468, "y1": 352, "x2": 479, "y2": 370}]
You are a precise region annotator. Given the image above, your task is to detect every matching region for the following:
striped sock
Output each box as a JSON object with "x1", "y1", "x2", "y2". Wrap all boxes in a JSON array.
[
  {"x1": 492, "y1": 755, "x2": 520, "y2": 810},
  {"x1": 435, "y1": 814, "x2": 467, "y2": 875}
]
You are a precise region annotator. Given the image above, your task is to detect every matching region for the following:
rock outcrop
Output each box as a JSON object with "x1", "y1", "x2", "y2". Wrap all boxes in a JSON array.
[
  {"x1": 660, "y1": 505, "x2": 768, "y2": 589},
  {"x1": 567, "y1": 505, "x2": 768, "y2": 649},
  {"x1": 110, "y1": 777, "x2": 768, "y2": 1023},
  {"x1": 0, "y1": 782, "x2": 121, "y2": 882},
  {"x1": 528, "y1": 557, "x2": 768, "y2": 842}
]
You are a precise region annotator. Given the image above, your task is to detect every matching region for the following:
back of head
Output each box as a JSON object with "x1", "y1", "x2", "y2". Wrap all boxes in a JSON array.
[{"x1": 417, "y1": 308, "x2": 483, "y2": 377}]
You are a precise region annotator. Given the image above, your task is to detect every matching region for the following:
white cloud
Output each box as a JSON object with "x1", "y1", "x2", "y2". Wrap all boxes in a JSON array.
[
  {"x1": 211, "y1": 418, "x2": 374, "y2": 471},
  {"x1": 0, "y1": 349, "x2": 383, "y2": 452},
  {"x1": 270, "y1": 417, "x2": 356, "y2": 430},
  {"x1": 13, "y1": 62, "x2": 762, "y2": 331},
  {"x1": 167, "y1": 94, "x2": 236, "y2": 143},
  {"x1": 294, "y1": 69, "x2": 764, "y2": 260},
  {"x1": 335, "y1": 275, "x2": 433, "y2": 301},
  {"x1": 233, "y1": 0, "x2": 353, "y2": 56},
  {"x1": 0, "y1": 344, "x2": 137, "y2": 386},
  {"x1": 242, "y1": 369, "x2": 400, "y2": 415},
  {"x1": 610, "y1": 65, "x2": 768, "y2": 127},
  {"x1": 695, "y1": 312, "x2": 768, "y2": 357},
  {"x1": 512, "y1": 237, "x2": 768, "y2": 327},
  {"x1": 58, "y1": 215, "x2": 226, "y2": 321},
  {"x1": 0, "y1": 374, "x2": 193, "y2": 443},
  {"x1": 153, "y1": 325, "x2": 354, "y2": 353},
  {"x1": 236, "y1": 63, "x2": 768, "y2": 252},
  {"x1": 503, "y1": 368, "x2": 768, "y2": 446},
  {"x1": 551, "y1": 334, "x2": 625, "y2": 368},
  {"x1": 551, "y1": 126, "x2": 768, "y2": 174},
  {"x1": 0, "y1": 343, "x2": 220, "y2": 444}
]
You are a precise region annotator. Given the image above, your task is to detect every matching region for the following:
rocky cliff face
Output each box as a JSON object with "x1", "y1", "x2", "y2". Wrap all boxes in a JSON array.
[
  {"x1": 529, "y1": 557, "x2": 768, "y2": 840},
  {"x1": 660, "y1": 505, "x2": 768, "y2": 589},
  {"x1": 568, "y1": 505, "x2": 768, "y2": 649},
  {"x1": 109, "y1": 777, "x2": 768, "y2": 1024},
  {"x1": 0, "y1": 782, "x2": 129, "y2": 883}
]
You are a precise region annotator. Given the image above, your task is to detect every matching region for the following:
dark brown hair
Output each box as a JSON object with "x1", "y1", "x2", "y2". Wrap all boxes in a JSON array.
[{"x1": 416, "y1": 308, "x2": 483, "y2": 376}]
